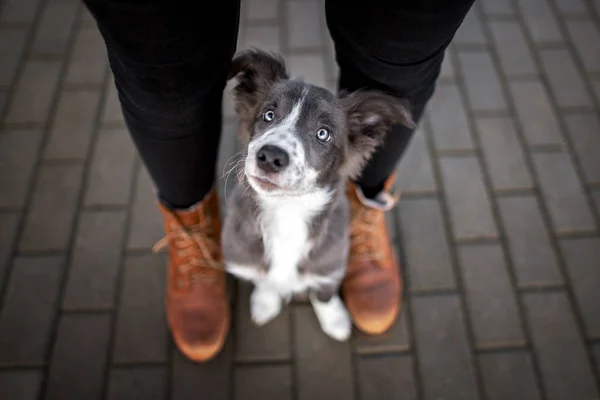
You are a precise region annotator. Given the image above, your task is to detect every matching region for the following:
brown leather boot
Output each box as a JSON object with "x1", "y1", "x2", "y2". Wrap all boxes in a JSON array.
[
  {"x1": 343, "y1": 175, "x2": 402, "y2": 335},
  {"x1": 153, "y1": 189, "x2": 229, "y2": 362}
]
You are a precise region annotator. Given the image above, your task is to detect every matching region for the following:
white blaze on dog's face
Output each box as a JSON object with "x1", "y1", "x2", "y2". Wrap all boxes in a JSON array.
[
  {"x1": 228, "y1": 49, "x2": 414, "y2": 196},
  {"x1": 244, "y1": 82, "x2": 347, "y2": 196}
]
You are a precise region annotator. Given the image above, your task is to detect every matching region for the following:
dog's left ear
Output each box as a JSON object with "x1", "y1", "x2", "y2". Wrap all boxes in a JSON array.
[
  {"x1": 228, "y1": 48, "x2": 288, "y2": 120},
  {"x1": 341, "y1": 89, "x2": 415, "y2": 178}
]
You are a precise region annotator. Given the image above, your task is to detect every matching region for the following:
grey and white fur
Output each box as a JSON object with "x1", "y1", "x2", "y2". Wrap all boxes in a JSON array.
[{"x1": 221, "y1": 48, "x2": 413, "y2": 341}]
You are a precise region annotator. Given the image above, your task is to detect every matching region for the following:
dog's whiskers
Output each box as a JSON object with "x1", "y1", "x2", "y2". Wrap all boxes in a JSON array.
[
  {"x1": 220, "y1": 152, "x2": 244, "y2": 180},
  {"x1": 222, "y1": 152, "x2": 247, "y2": 205}
]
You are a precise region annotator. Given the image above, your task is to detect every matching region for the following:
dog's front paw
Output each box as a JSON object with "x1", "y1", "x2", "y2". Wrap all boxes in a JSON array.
[
  {"x1": 250, "y1": 286, "x2": 282, "y2": 326},
  {"x1": 310, "y1": 294, "x2": 352, "y2": 341}
]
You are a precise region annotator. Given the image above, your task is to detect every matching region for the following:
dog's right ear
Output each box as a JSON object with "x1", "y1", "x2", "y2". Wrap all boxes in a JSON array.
[{"x1": 228, "y1": 48, "x2": 288, "y2": 120}]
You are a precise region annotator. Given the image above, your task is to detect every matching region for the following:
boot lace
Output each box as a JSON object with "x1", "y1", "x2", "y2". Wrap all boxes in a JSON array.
[
  {"x1": 349, "y1": 204, "x2": 385, "y2": 263},
  {"x1": 152, "y1": 215, "x2": 222, "y2": 286},
  {"x1": 349, "y1": 188, "x2": 399, "y2": 264}
]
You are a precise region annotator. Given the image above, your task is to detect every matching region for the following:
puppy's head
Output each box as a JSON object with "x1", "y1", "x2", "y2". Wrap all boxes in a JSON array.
[{"x1": 229, "y1": 48, "x2": 414, "y2": 197}]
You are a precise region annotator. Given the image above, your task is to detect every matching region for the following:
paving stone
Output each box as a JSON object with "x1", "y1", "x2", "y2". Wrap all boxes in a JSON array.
[
  {"x1": 427, "y1": 85, "x2": 474, "y2": 150},
  {"x1": 554, "y1": 0, "x2": 588, "y2": 14},
  {"x1": 0, "y1": 0, "x2": 42, "y2": 24},
  {"x1": 0, "y1": 256, "x2": 63, "y2": 364},
  {"x1": 293, "y1": 305, "x2": 354, "y2": 400},
  {"x1": 30, "y1": 2, "x2": 78, "y2": 55},
  {"x1": 566, "y1": 20, "x2": 600, "y2": 73},
  {"x1": 540, "y1": 49, "x2": 593, "y2": 108},
  {"x1": 439, "y1": 156, "x2": 498, "y2": 241},
  {"x1": 46, "y1": 313, "x2": 111, "y2": 400},
  {"x1": 397, "y1": 127, "x2": 437, "y2": 194},
  {"x1": 246, "y1": 0, "x2": 279, "y2": 21},
  {"x1": 0, "y1": 28, "x2": 27, "y2": 87},
  {"x1": 113, "y1": 254, "x2": 168, "y2": 363},
  {"x1": 5, "y1": 60, "x2": 61, "y2": 125},
  {"x1": 217, "y1": 123, "x2": 241, "y2": 205},
  {"x1": 222, "y1": 78, "x2": 238, "y2": 120},
  {"x1": 235, "y1": 282, "x2": 291, "y2": 362},
  {"x1": 559, "y1": 237, "x2": 600, "y2": 338},
  {"x1": 533, "y1": 152, "x2": 596, "y2": 233},
  {"x1": 243, "y1": 25, "x2": 281, "y2": 53},
  {"x1": 412, "y1": 295, "x2": 479, "y2": 400},
  {"x1": 19, "y1": 164, "x2": 83, "y2": 251},
  {"x1": 523, "y1": 292, "x2": 599, "y2": 400},
  {"x1": 0, "y1": 129, "x2": 43, "y2": 207},
  {"x1": 476, "y1": 117, "x2": 533, "y2": 191},
  {"x1": 439, "y1": 51, "x2": 454, "y2": 80},
  {"x1": 0, "y1": 213, "x2": 19, "y2": 289},
  {"x1": 458, "y1": 51, "x2": 507, "y2": 111},
  {"x1": 80, "y1": 6, "x2": 95, "y2": 25},
  {"x1": 171, "y1": 338, "x2": 233, "y2": 400},
  {"x1": 234, "y1": 365, "x2": 293, "y2": 400},
  {"x1": 65, "y1": 27, "x2": 107, "y2": 85},
  {"x1": 593, "y1": 80, "x2": 600, "y2": 104},
  {"x1": 237, "y1": 10, "x2": 246, "y2": 49},
  {"x1": 454, "y1": 7, "x2": 486, "y2": 45},
  {"x1": 84, "y1": 128, "x2": 136, "y2": 205},
  {"x1": 45, "y1": 89, "x2": 102, "y2": 160},
  {"x1": 287, "y1": 0, "x2": 322, "y2": 49},
  {"x1": 564, "y1": 114, "x2": 600, "y2": 184},
  {"x1": 0, "y1": 91, "x2": 6, "y2": 114},
  {"x1": 323, "y1": 34, "x2": 338, "y2": 84},
  {"x1": 458, "y1": 244, "x2": 524, "y2": 346},
  {"x1": 593, "y1": 189, "x2": 600, "y2": 213},
  {"x1": 498, "y1": 196, "x2": 562, "y2": 286},
  {"x1": 399, "y1": 198, "x2": 456, "y2": 291},
  {"x1": 287, "y1": 54, "x2": 327, "y2": 89},
  {"x1": 357, "y1": 355, "x2": 417, "y2": 400},
  {"x1": 102, "y1": 77, "x2": 124, "y2": 125},
  {"x1": 516, "y1": 0, "x2": 563, "y2": 43},
  {"x1": 63, "y1": 211, "x2": 127, "y2": 309},
  {"x1": 353, "y1": 309, "x2": 410, "y2": 354},
  {"x1": 127, "y1": 166, "x2": 163, "y2": 250},
  {"x1": 479, "y1": 0, "x2": 514, "y2": 16},
  {"x1": 489, "y1": 21, "x2": 537, "y2": 76},
  {"x1": 594, "y1": 343, "x2": 600, "y2": 375},
  {"x1": 0, "y1": 370, "x2": 43, "y2": 400},
  {"x1": 107, "y1": 367, "x2": 166, "y2": 400},
  {"x1": 509, "y1": 81, "x2": 564, "y2": 146},
  {"x1": 479, "y1": 351, "x2": 542, "y2": 400}
]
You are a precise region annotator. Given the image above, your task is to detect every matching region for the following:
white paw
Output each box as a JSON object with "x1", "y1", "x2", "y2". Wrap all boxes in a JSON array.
[
  {"x1": 310, "y1": 294, "x2": 352, "y2": 341},
  {"x1": 250, "y1": 286, "x2": 282, "y2": 326}
]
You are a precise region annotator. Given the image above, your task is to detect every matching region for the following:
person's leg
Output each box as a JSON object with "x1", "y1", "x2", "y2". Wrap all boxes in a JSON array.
[
  {"x1": 328, "y1": 0, "x2": 475, "y2": 196},
  {"x1": 85, "y1": 0, "x2": 239, "y2": 208},
  {"x1": 326, "y1": 0, "x2": 474, "y2": 334},
  {"x1": 83, "y1": 0, "x2": 240, "y2": 361}
]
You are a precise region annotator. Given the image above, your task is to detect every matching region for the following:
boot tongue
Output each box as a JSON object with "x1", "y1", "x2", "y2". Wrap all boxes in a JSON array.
[
  {"x1": 168, "y1": 191, "x2": 219, "y2": 227},
  {"x1": 164, "y1": 202, "x2": 201, "y2": 227}
]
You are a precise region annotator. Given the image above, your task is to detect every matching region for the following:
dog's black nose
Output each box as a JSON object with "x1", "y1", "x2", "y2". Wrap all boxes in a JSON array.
[{"x1": 256, "y1": 145, "x2": 289, "y2": 173}]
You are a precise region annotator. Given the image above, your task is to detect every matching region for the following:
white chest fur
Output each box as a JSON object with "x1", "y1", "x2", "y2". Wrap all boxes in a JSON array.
[
  {"x1": 227, "y1": 187, "x2": 352, "y2": 341},
  {"x1": 258, "y1": 189, "x2": 331, "y2": 297}
]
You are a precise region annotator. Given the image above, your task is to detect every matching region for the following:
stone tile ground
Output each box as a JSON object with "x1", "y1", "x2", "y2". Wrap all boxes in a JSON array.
[{"x1": 1, "y1": 0, "x2": 600, "y2": 398}]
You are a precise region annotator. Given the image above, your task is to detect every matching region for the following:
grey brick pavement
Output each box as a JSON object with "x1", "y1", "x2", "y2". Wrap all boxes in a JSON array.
[{"x1": 1, "y1": 0, "x2": 600, "y2": 399}]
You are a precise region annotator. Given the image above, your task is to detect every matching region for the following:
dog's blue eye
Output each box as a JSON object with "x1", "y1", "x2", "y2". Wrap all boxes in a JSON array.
[
  {"x1": 263, "y1": 110, "x2": 275, "y2": 122},
  {"x1": 316, "y1": 128, "x2": 331, "y2": 142}
]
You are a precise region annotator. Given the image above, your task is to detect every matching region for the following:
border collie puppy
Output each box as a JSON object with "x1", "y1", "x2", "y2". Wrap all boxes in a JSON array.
[{"x1": 222, "y1": 49, "x2": 413, "y2": 341}]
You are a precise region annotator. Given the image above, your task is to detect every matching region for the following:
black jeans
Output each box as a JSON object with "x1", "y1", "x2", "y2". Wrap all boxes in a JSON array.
[{"x1": 84, "y1": 0, "x2": 474, "y2": 208}]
